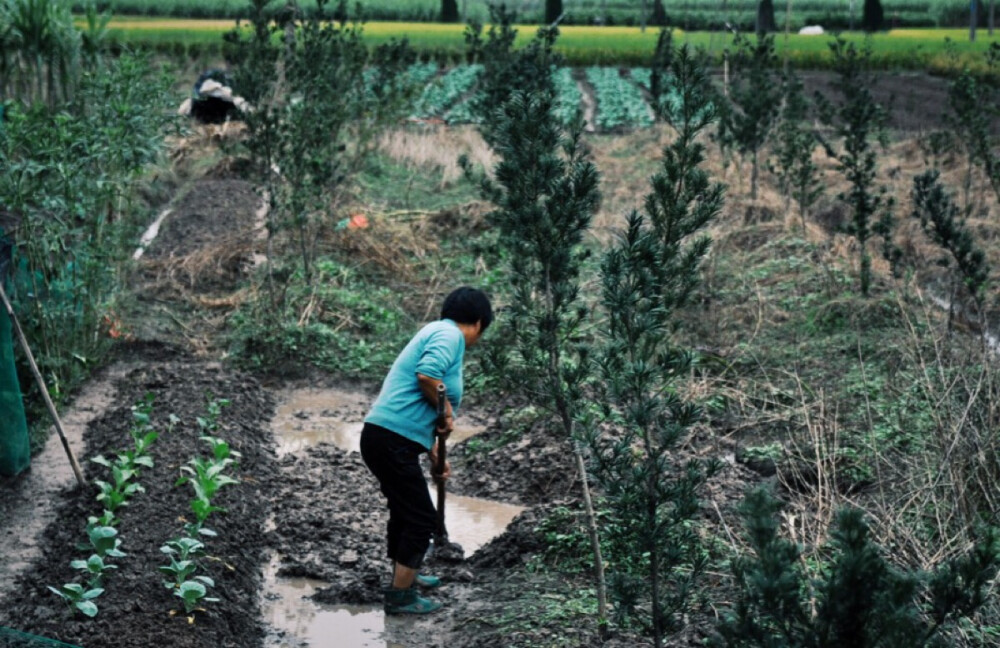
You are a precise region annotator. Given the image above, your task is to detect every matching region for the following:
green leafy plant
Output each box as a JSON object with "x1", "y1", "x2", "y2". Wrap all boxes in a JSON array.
[
  {"x1": 82, "y1": 525, "x2": 126, "y2": 560},
  {"x1": 70, "y1": 553, "x2": 117, "y2": 588},
  {"x1": 175, "y1": 578, "x2": 219, "y2": 614},
  {"x1": 47, "y1": 583, "x2": 103, "y2": 618},
  {"x1": 159, "y1": 557, "x2": 199, "y2": 589},
  {"x1": 160, "y1": 537, "x2": 206, "y2": 561}
]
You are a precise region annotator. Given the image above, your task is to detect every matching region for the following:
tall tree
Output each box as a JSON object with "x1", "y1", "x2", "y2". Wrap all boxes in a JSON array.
[
  {"x1": 440, "y1": 0, "x2": 458, "y2": 22},
  {"x1": 545, "y1": 0, "x2": 562, "y2": 24},
  {"x1": 862, "y1": 0, "x2": 884, "y2": 32},
  {"x1": 651, "y1": 0, "x2": 667, "y2": 26},
  {"x1": 756, "y1": 0, "x2": 777, "y2": 35},
  {"x1": 477, "y1": 91, "x2": 608, "y2": 636},
  {"x1": 971, "y1": 0, "x2": 978, "y2": 42},
  {"x1": 589, "y1": 43, "x2": 724, "y2": 648}
]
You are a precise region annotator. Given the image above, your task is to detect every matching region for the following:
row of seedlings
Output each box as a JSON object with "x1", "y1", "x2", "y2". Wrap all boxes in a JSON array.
[
  {"x1": 585, "y1": 66, "x2": 655, "y2": 130},
  {"x1": 412, "y1": 64, "x2": 484, "y2": 121},
  {"x1": 405, "y1": 63, "x2": 654, "y2": 130},
  {"x1": 48, "y1": 395, "x2": 168, "y2": 617},
  {"x1": 159, "y1": 395, "x2": 238, "y2": 620}
]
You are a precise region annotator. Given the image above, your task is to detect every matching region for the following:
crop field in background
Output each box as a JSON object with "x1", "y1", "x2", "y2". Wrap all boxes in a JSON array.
[
  {"x1": 79, "y1": 0, "x2": 979, "y2": 29},
  {"x1": 101, "y1": 18, "x2": 1000, "y2": 70}
]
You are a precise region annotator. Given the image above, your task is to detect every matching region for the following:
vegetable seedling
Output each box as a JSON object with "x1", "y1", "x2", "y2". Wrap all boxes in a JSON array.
[
  {"x1": 161, "y1": 537, "x2": 206, "y2": 561},
  {"x1": 47, "y1": 583, "x2": 104, "y2": 618},
  {"x1": 71, "y1": 554, "x2": 117, "y2": 587},
  {"x1": 175, "y1": 578, "x2": 218, "y2": 614},
  {"x1": 159, "y1": 558, "x2": 199, "y2": 589},
  {"x1": 84, "y1": 525, "x2": 126, "y2": 560},
  {"x1": 177, "y1": 457, "x2": 238, "y2": 501}
]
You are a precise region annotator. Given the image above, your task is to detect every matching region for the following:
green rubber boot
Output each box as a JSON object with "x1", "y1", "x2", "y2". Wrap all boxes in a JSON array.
[
  {"x1": 414, "y1": 573, "x2": 441, "y2": 589},
  {"x1": 383, "y1": 587, "x2": 443, "y2": 615}
]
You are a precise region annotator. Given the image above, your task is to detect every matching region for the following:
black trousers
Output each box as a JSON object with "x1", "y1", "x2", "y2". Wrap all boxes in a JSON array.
[{"x1": 360, "y1": 422, "x2": 436, "y2": 570}]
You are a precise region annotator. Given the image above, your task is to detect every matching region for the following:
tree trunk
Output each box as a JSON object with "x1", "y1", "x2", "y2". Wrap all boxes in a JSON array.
[
  {"x1": 757, "y1": 0, "x2": 777, "y2": 35},
  {"x1": 971, "y1": 0, "x2": 978, "y2": 42},
  {"x1": 751, "y1": 151, "x2": 759, "y2": 200},
  {"x1": 641, "y1": 0, "x2": 648, "y2": 32},
  {"x1": 441, "y1": 0, "x2": 459, "y2": 22}
]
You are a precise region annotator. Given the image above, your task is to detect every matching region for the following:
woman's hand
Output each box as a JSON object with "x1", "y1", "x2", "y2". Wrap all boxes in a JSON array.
[
  {"x1": 429, "y1": 441, "x2": 451, "y2": 481},
  {"x1": 436, "y1": 407, "x2": 454, "y2": 438}
]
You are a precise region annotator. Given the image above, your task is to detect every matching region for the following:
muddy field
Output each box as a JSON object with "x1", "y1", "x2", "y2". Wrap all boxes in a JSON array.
[{"x1": 0, "y1": 67, "x2": 976, "y2": 648}]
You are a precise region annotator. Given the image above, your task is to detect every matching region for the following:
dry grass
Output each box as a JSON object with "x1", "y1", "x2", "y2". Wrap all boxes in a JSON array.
[{"x1": 377, "y1": 124, "x2": 494, "y2": 186}]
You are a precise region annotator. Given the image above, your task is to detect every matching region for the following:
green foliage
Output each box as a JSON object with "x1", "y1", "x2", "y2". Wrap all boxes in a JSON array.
[
  {"x1": 716, "y1": 487, "x2": 1000, "y2": 648},
  {"x1": 0, "y1": 0, "x2": 80, "y2": 106},
  {"x1": 0, "y1": 52, "x2": 171, "y2": 441},
  {"x1": 225, "y1": 0, "x2": 414, "y2": 305},
  {"x1": 585, "y1": 67, "x2": 653, "y2": 130},
  {"x1": 815, "y1": 38, "x2": 894, "y2": 296},
  {"x1": 911, "y1": 170, "x2": 990, "y2": 313},
  {"x1": 587, "y1": 42, "x2": 723, "y2": 648},
  {"x1": 464, "y1": 4, "x2": 560, "y2": 146},
  {"x1": 469, "y1": 46, "x2": 607, "y2": 624},
  {"x1": 412, "y1": 64, "x2": 482, "y2": 118},
  {"x1": 945, "y1": 68, "x2": 1000, "y2": 207},
  {"x1": 47, "y1": 583, "x2": 103, "y2": 618},
  {"x1": 228, "y1": 257, "x2": 412, "y2": 378},
  {"x1": 718, "y1": 33, "x2": 781, "y2": 200},
  {"x1": 175, "y1": 578, "x2": 218, "y2": 613},
  {"x1": 768, "y1": 70, "x2": 823, "y2": 225}
]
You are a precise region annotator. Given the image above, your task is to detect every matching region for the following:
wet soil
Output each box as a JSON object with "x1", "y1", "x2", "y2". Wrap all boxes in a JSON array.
[{"x1": 0, "y1": 348, "x2": 277, "y2": 648}]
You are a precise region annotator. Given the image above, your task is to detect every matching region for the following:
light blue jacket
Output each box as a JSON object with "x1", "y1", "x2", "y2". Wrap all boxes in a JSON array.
[{"x1": 365, "y1": 319, "x2": 464, "y2": 450}]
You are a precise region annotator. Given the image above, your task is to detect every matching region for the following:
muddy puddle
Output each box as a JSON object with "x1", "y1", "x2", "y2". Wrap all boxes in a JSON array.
[
  {"x1": 272, "y1": 387, "x2": 486, "y2": 457},
  {"x1": 265, "y1": 386, "x2": 522, "y2": 648}
]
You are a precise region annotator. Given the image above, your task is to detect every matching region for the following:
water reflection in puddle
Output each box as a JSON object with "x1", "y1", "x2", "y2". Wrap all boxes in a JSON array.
[
  {"x1": 266, "y1": 386, "x2": 519, "y2": 648},
  {"x1": 273, "y1": 387, "x2": 486, "y2": 457}
]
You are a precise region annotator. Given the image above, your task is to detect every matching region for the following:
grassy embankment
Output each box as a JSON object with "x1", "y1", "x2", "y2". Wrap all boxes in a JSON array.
[{"x1": 102, "y1": 19, "x2": 1000, "y2": 70}]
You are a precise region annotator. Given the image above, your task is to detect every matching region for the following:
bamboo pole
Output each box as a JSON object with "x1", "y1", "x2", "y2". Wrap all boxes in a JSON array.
[{"x1": 0, "y1": 283, "x2": 86, "y2": 488}]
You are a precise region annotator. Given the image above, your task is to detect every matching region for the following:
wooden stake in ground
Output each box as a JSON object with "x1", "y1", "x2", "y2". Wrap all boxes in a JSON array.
[{"x1": 0, "y1": 283, "x2": 86, "y2": 488}]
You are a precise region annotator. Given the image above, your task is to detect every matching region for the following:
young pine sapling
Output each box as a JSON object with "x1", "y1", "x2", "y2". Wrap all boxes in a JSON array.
[
  {"x1": 769, "y1": 70, "x2": 823, "y2": 228},
  {"x1": 911, "y1": 170, "x2": 991, "y2": 329},
  {"x1": 470, "y1": 83, "x2": 609, "y2": 629},
  {"x1": 717, "y1": 32, "x2": 781, "y2": 200},
  {"x1": 716, "y1": 487, "x2": 1000, "y2": 647},
  {"x1": 815, "y1": 39, "x2": 896, "y2": 296},
  {"x1": 587, "y1": 42, "x2": 724, "y2": 648}
]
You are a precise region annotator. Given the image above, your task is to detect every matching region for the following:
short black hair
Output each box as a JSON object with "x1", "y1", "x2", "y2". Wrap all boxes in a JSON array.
[{"x1": 441, "y1": 287, "x2": 493, "y2": 332}]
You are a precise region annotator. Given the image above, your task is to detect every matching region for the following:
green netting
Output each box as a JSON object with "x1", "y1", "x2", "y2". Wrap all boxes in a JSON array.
[
  {"x1": 0, "y1": 628, "x2": 81, "y2": 648},
  {"x1": 0, "y1": 228, "x2": 29, "y2": 477}
]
